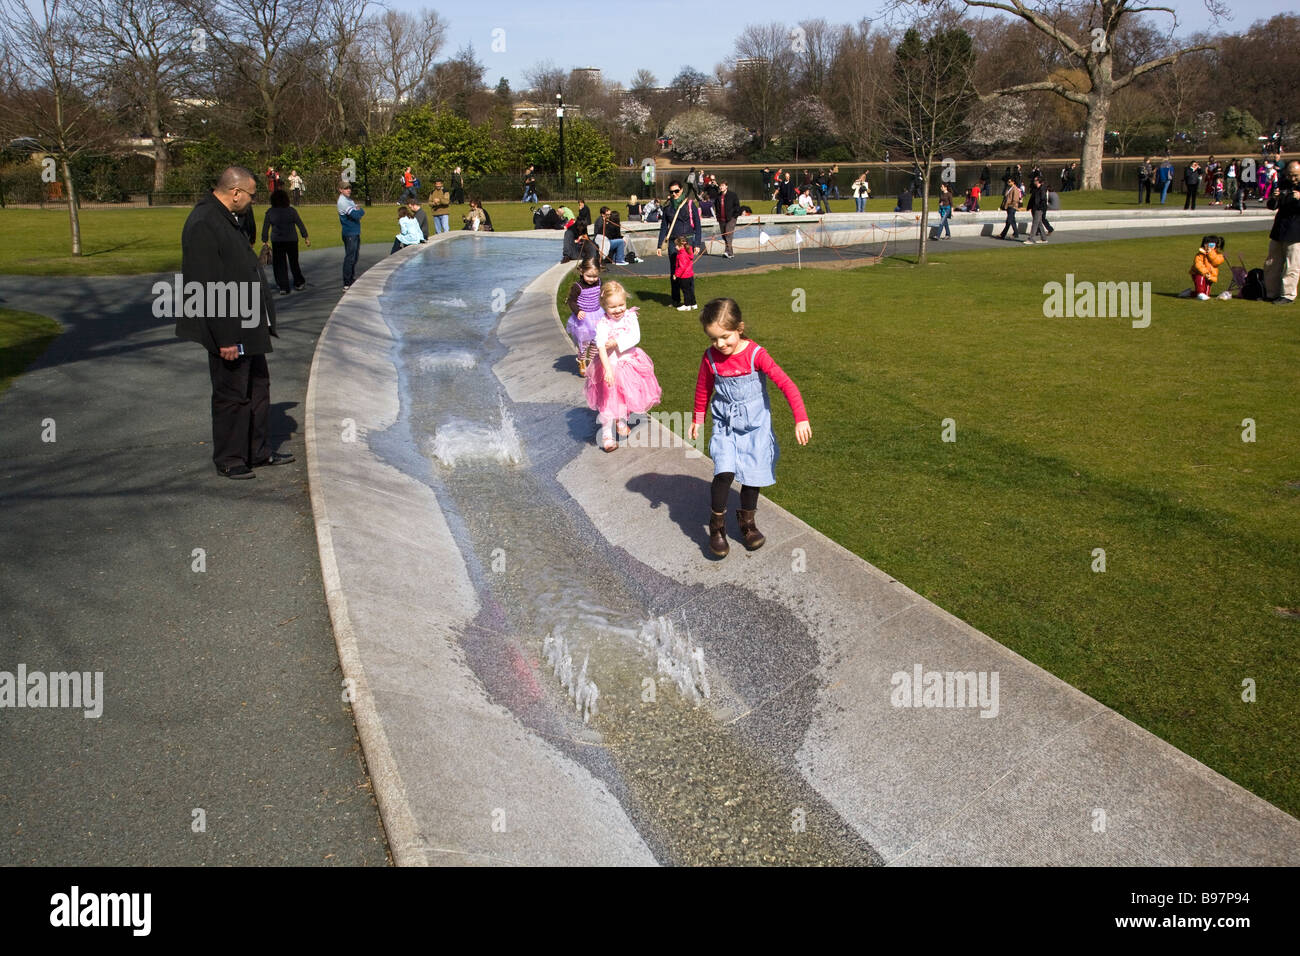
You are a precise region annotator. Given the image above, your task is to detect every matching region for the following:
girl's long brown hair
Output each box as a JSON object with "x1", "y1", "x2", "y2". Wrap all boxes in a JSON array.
[{"x1": 700, "y1": 297, "x2": 745, "y2": 336}]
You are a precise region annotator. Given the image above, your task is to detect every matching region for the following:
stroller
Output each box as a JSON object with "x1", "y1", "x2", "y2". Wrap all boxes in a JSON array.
[{"x1": 1227, "y1": 254, "x2": 1250, "y2": 297}]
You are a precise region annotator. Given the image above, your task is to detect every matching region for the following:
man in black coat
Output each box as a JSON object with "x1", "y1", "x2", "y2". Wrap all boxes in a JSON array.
[
  {"x1": 1264, "y1": 159, "x2": 1300, "y2": 304},
  {"x1": 776, "y1": 172, "x2": 795, "y2": 209},
  {"x1": 178, "y1": 166, "x2": 291, "y2": 479},
  {"x1": 1183, "y1": 161, "x2": 1201, "y2": 210},
  {"x1": 715, "y1": 179, "x2": 741, "y2": 258}
]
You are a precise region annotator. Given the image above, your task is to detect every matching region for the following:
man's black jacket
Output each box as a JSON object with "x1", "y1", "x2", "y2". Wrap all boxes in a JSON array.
[
  {"x1": 1268, "y1": 179, "x2": 1300, "y2": 244},
  {"x1": 178, "y1": 192, "x2": 277, "y2": 355},
  {"x1": 716, "y1": 189, "x2": 741, "y2": 222}
]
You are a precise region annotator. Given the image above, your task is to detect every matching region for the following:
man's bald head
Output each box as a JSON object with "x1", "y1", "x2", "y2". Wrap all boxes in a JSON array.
[
  {"x1": 216, "y1": 166, "x2": 256, "y2": 191},
  {"x1": 215, "y1": 166, "x2": 257, "y2": 214},
  {"x1": 1287, "y1": 161, "x2": 1300, "y2": 180}
]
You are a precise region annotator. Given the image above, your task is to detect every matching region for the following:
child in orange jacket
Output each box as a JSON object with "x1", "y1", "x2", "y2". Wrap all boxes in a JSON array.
[{"x1": 1189, "y1": 235, "x2": 1226, "y2": 300}]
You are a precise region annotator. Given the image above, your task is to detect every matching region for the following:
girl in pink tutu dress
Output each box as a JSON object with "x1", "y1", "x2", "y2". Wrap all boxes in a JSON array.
[{"x1": 585, "y1": 280, "x2": 662, "y2": 451}]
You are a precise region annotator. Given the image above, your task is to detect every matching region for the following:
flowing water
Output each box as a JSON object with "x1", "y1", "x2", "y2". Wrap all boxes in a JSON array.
[{"x1": 368, "y1": 235, "x2": 881, "y2": 864}]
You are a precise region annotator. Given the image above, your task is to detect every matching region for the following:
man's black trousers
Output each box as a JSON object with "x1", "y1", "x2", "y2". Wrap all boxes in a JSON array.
[{"x1": 208, "y1": 352, "x2": 271, "y2": 470}]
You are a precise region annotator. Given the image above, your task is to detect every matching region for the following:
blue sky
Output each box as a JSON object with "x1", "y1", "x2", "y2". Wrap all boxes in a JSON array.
[{"x1": 391, "y1": 0, "x2": 1284, "y2": 91}]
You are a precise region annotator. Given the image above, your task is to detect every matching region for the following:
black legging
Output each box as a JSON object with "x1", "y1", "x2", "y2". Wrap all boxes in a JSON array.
[{"x1": 712, "y1": 473, "x2": 759, "y2": 512}]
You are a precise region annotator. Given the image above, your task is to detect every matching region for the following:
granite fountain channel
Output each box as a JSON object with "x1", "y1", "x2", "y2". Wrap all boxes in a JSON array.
[{"x1": 365, "y1": 236, "x2": 881, "y2": 865}]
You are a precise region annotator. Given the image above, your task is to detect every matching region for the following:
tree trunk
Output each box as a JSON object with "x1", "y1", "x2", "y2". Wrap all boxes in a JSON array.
[
  {"x1": 62, "y1": 158, "x2": 81, "y2": 256},
  {"x1": 1080, "y1": 53, "x2": 1114, "y2": 191},
  {"x1": 150, "y1": 115, "x2": 169, "y2": 194},
  {"x1": 1080, "y1": 94, "x2": 1109, "y2": 190},
  {"x1": 917, "y1": 175, "x2": 930, "y2": 264}
]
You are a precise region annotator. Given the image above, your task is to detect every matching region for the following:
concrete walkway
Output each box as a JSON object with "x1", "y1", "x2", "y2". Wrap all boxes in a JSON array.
[
  {"x1": 0, "y1": 245, "x2": 392, "y2": 864},
  {"x1": 309, "y1": 232, "x2": 1300, "y2": 865}
]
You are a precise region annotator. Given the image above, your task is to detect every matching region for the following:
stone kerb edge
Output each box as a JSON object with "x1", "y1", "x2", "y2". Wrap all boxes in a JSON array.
[{"x1": 306, "y1": 243, "x2": 432, "y2": 866}]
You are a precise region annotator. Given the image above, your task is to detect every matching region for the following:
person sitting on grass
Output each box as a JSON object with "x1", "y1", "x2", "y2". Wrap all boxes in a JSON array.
[
  {"x1": 1182, "y1": 235, "x2": 1227, "y2": 300},
  {"x1": 462, "y1": 198, "x2": 493, "y2": 231}
]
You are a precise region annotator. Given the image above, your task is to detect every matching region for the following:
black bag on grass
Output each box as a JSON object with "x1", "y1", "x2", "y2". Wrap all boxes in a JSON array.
[{"x1": 1241, "y1": 268, "x2": 1266, "y2": 300}]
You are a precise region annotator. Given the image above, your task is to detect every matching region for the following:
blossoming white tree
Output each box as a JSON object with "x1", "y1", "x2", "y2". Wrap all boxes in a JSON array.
[{"x1": 664, "y1": 109, "x2": 748, "y2": 162}]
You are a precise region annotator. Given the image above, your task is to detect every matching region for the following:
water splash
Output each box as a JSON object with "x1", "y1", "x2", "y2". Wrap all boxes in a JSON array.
[
  {"x1": 542, "y1": 625, "x2": 600, "y2": 723},
  {"x1": 639, "y1": 616, "x2": 710, "y2": 704},
  {"x1": 431, "y1": 296, "x2": 469, "y2": 308},
  {"x1": 428, "y1": 399, "x2": 523, "y2": 467}
]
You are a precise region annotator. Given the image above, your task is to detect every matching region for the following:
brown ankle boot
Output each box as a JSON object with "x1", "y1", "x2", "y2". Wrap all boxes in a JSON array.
[
  {"x1": 708, "y1": 510, "x2": 729, "y2": 556},
  {"x1": 736, "y1": 508, "x2": 765, "y2": 550}
]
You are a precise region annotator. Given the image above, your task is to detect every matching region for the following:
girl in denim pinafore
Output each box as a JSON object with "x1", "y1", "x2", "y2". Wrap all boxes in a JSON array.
[
  {"x1": 690, "y1": 298, "x2": 812, "y2": 557},
  {"x1": 707, "y1": 345, "x2": 777, "y2": 487}
]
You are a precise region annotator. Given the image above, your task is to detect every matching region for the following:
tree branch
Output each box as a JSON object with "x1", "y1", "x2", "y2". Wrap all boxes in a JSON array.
[
  {"x1": 961, "y1": 0, "x2": 1088, "y2": 58},
  {"x1": 980, "y1": 80, "x2": 1090, "y2": 106},
  {"x1": 1112, "y1": 43, "x2": 1217, "y2": 90}
]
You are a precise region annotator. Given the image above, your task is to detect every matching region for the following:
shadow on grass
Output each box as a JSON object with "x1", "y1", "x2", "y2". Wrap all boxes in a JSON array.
[
  {"x1": 632, "y1": 288, "x2": 674, "y2": 307},
  {"x1": 81, "y1": 238, "x2": 149, "y2": 258}
]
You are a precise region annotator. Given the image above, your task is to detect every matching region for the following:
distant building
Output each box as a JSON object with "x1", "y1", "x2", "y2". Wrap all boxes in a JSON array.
[
  {"x1": 513, "y1": 99, "x2": 583, "y2": 128},
  {"x1": 512, "y1": 100, "x2": 543, "y2": 129}
]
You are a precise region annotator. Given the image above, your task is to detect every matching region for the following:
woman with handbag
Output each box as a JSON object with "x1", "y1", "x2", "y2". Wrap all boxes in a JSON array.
[{"x1": 260, "y1": 189, "x2": 310, "y2": 294}]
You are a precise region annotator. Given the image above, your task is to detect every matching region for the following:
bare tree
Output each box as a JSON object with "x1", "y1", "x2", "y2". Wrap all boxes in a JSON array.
[
  {"x1": 883, "y1": 25, "x2": 977, "y2": 263},
  {"x1": 318, "y1": 0, "x2": 378, "y2": 139},
  {"x1": 828, "y1": 19, "x2": 895, "y2": 159},
  {"x1": 523, "y1": 61, "x2": 566, "y2": 99},
  {"x1": 179, "y1": 0, "x2": 324, "y2": 150},
  {"x1": 0, "y1": 0, "x2": 117, "y2": 252},
  {"x1": 793, "y1": 18, "x2": 840, "y2": 97},
  {"x1": 363, "y1": 6, "x2": 447, "y2": 132},
  {"x1": 422, "y1": 45, "x2": 487, "y2": 120},
  {"x1": 1151, "y1": 45, "x2": 1212, "y2": 150},
  {"x1": 70, "y1": 0, "x2": 196, "y2": 192},
  {"x1": 671, "y1": 67, "x2": 709, "y2": 107},
  {"x1": 935, "y1": 0, "x2": 1219, "y2": 188},
  {"x1": 629, "y1": 68, "x2": 658, "y2": 102},
  {"x1": 728, "y1": 22, "x2": 796, "y2": 147}
]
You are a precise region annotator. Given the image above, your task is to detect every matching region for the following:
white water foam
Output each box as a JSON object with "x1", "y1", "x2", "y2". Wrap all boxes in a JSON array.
[
  {"x1": 432, "y1": 296, "x2": 469, "y2": 308},
  {"x1": 417, "y1": 349, "x2": 477, "y2": 371},
  {"x1": 639, "y1": 616, "x2": 710, "y2": 704},
  {"x1": 542, "y1": 625, "x2": 600, "y2": 723},
  {"x1": 428, "y1": 399, "x2": 523, "y2": 467}
]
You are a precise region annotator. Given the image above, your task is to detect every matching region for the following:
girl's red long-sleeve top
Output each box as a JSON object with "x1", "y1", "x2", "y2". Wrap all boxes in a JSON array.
[{"x1": 693, "y1": 342, "x2": 808, "y2": 425}]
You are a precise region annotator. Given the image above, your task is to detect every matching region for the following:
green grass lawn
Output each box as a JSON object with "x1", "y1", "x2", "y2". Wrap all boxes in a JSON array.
[
  {"x1": 0, "y1": 189, "x2": 1176, "y2": 275},
  {"x1": 0, "y1": 307, "x2": 61, "y2": 395},
  {"x1": 561, "y1": 229, "x2": 1300, "y2": 818},
  {"x1": 0, "y1": 202, "x2": 541, "y2": 275}
]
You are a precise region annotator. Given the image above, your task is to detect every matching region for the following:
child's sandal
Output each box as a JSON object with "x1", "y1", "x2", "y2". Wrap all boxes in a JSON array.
[{"x1": 616, "y1": 419, "x2": 631, "y2": 437}]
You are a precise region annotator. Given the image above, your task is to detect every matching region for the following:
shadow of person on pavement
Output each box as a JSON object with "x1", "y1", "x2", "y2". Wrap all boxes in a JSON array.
[{"x1": 624, "y1": 471, "x2": 718, "y2": 559}]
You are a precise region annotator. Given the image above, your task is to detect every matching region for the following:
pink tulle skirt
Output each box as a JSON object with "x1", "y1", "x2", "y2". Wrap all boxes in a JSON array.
[{"x1": 584, "y1": 347, "x2": 662, "y2": 426}]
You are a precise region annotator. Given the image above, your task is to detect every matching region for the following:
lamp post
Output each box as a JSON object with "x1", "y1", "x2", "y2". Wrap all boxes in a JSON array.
[
  {"x1": 556, "y1": 89, "x2": 565, "y2": 199},
  {"x1": 357, "y1": 125, "x2": 371, "y2": 207}
]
